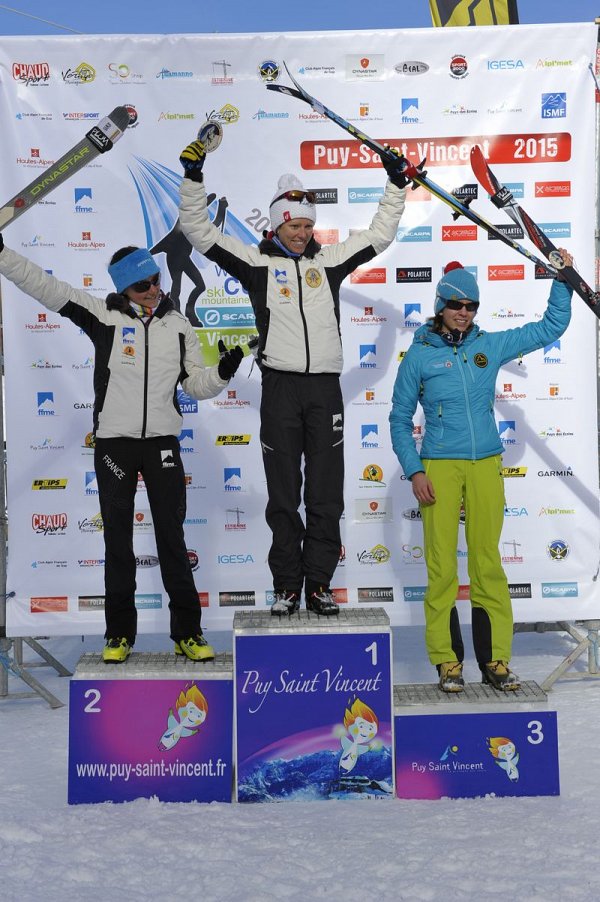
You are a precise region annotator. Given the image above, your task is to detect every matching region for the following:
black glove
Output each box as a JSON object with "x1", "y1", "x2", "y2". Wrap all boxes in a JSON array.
[
  {"x1": 382, "y1": 147, "x2": 409, "y2": 189},
  {"x1": 179, "y1": 140, "x2": 206, "y2": 182},
  {"x1": 217, "y1": 339, "x2": 244, "y2": 380},
  {"x1": 0, "y1": 232, "x2": 3, "y2": 252}
]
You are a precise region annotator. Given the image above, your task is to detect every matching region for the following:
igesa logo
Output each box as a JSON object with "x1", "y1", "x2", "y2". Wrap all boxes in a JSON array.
[
  {"x1": 487, "y1": 59, "x2": 524, "y2": 70},
  {"x1": 542, "y1": 581, "x2": 578, "y2": 597}
]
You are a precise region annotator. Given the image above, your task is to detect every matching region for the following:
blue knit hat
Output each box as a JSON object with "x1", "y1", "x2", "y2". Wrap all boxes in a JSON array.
[
  {"x1": 108, "y1": 248, "x2": 159, "y2": 293},
  {"x1": 434, "y1": 262, "x2": 479, "y2": 314}
]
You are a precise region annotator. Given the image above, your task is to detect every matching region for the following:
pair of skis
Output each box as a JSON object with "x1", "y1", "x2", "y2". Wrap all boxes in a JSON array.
[
  {"x1": 0, "y1": 106, "x2": 131, "y2": 231},
  {"x1": 267, "y1": 64, "x2": 599, "y2": 317}
]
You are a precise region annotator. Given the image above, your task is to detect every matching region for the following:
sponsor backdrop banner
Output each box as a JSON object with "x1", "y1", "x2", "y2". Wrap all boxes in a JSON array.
[{"x1": 0, "y1": 24, "x2": 598, "y2": 636}]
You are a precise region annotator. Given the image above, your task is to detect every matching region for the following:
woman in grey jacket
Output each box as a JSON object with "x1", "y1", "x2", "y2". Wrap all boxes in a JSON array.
[{"x1": 0, "y1": 236, "x2": 243, "y2": 662}]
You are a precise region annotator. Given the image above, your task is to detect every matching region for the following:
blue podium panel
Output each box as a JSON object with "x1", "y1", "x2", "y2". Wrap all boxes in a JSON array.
[
  {"x1": 68, "y1": 652, "x2": 233, "y2": 805},
  {"x1": 234, "y1": 609, "x2": 394, "y2": 802},
  {"x1": 394, "y1": 681, "x2": 559, "y2": 800}
]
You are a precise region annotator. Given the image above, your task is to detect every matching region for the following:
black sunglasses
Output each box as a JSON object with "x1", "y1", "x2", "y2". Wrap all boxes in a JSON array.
[
  {"x1": 273, "y1": 189, "x2": 316, "y2": 204},
  {"x1": 444, "y1": 298, "x2": 479, "y2": 312},
  {"x1": 129, "y1": 273, "x2": 160, "y2": 293}
]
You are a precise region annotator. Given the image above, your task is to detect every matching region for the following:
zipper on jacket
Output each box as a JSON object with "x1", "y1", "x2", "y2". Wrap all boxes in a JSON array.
[
  {"x1": 140, "y1": 318, "x2": 151, "y2": 438},
  {"x1": 294, "y1": 259, "x2": 311, "y2": 373},
  {"x1": 457, "y1": 348, "x2": 477, "y2": 458}
]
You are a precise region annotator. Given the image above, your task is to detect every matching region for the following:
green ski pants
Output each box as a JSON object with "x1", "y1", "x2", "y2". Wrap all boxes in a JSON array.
[{"x1": 420, "y1": 456, "x2": 513, "y2": 666}]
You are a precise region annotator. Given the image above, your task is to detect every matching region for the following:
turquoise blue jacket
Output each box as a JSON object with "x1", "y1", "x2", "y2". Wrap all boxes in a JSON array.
[{"x1": 389, "y1": 279, "x2": 572, "y2": 478}]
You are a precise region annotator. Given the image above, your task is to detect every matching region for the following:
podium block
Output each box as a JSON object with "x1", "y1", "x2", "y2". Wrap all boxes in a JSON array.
[
  {"x1": 394, "y1": 681, "x2": 559, "y2": 800},
  {"x1": 234, "y1": 608, "x2": 394, "y2": 802},
  {"x1": 68, "y1": 652, "x2": 233, "y2": 805}
]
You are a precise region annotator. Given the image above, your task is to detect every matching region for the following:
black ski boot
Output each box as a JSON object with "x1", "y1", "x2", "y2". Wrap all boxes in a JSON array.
[{"x1": 306, "y1": 586, "x2": 339, "y2": 616}]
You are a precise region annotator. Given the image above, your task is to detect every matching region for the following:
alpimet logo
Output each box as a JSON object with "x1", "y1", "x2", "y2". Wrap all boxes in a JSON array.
[
  {"x1": 359, "y1": 345, "x2": 377, "y2": 368},
  {"x1": 37, "y1": 391, "x2": 55, "y2": 416},
  {"x1": 498, "y1": 420, "x2": 517, "y2": 446},
  {"x1": 224, "y1": 467, "x2": 242, "y2": 492},
  {"x1": 541, "y1": 93, "x2": 566, "y2": 118},
  {"x1": 361, "y1": 424, "x2": 379, "y2": 448},
  {"x1": 404, "y1": 303, "x2": 422, "y2": 328}
]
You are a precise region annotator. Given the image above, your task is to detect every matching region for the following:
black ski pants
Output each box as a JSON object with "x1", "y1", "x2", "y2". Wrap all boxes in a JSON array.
[
  {"x1": 94, "y1": 435, "x2": 201, "y2": 644},
  {"x1": 260, "y1": 369, "x2": 344, "y2": 594}
]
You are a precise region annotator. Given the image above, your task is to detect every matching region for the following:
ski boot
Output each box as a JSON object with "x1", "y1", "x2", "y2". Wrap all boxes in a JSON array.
[
  {"x1": 306, "y1": 587, "x2": 339, "y2": 616},
  {"x1": 437, "y1": 661, "x2": 465, "y2": 693},
  {"x1": 271, "y1": 591, "x2": 301, "y2": 616},
  {"x1": 175, "y1": 634, "x2": 215, "y2": 661},
  {"x1": 481, "y1": 660, "x2": 520, "y2": 691}
]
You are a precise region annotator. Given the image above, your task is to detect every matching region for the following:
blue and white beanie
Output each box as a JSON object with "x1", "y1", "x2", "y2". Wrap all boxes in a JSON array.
[{"x1": 434, "y1": 261, "x2": 480, "y2": 314}]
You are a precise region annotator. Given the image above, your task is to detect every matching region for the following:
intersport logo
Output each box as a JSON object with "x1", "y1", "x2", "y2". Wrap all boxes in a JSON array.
[{"x1": 488, "y1": 264, "x2": 525, "y2": 281}]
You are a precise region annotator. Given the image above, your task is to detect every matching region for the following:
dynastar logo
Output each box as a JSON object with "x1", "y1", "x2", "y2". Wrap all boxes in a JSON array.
[{"x1": 30, "y1": 147, "x2": 90, "y2": 196}]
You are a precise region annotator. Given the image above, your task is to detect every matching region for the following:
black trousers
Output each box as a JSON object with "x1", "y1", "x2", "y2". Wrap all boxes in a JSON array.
[
  {"x1": 260, "y1": 369, "x2": 344, "y2": 594},
  {"x1": 94, "y1": 436, "x2": 201, "y2": 643}
]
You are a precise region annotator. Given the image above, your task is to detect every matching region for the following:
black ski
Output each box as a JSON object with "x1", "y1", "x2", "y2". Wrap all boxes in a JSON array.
[
  {"x1": 0, "y1": 106, "x2": 131, "y2": 230},
  {"x1": 470, "y1": 144, "x2": 600, "y2": 316},
  {"x1": 267, "y1": 64, "x2": 552, "y2": 274}
]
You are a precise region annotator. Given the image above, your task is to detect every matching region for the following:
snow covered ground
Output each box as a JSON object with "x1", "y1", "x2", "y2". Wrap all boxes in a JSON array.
[{"x1": 1, "y1": 624, "x2": 600, "y2": 902}]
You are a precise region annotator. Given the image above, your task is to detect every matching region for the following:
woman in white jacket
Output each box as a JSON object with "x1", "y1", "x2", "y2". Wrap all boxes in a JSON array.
[{"x1": 0, "y1": 236, "x2": 243, "y2": 662}]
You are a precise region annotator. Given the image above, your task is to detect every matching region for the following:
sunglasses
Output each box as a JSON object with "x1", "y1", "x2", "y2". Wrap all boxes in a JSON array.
[
  {"x1": 444, "y1": 299, "x2": 479, "y2": 312},
  {"x1": 129, "y1": 273, "x2": 160, "y2": 293},
  {"x1": 273, "y1": 189, "x2": 316, "y2": 204}
]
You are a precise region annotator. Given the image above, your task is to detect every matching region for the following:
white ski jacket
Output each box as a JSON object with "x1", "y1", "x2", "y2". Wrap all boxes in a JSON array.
[
  {"x1": 0, "y1": 245, "x2": 227, "y2": 439},
  {"x1": 179, "y1": 176, "x2": 406, "y2": 374}
]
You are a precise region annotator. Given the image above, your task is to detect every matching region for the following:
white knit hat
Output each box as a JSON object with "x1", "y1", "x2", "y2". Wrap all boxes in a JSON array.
[{"x1": 269, "y1": 174, "x2": 317, "y2": 233}]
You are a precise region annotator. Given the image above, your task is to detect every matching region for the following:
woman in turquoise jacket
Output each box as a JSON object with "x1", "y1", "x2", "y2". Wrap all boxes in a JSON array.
[{"x1": 390, "y1": 256, "x2": 573, "y2": 692}]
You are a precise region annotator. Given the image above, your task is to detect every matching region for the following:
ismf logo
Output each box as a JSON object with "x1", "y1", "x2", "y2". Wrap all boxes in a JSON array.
[{"x1": 541, "y1": 93, "x2": 566, "y2": 118}]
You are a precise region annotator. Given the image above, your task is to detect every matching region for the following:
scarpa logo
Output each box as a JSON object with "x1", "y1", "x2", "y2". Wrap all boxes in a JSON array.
[
  {"x1": 542, "y1": 581, "x2": 578, "y2": 597},
  {"x1": 397, "y1": 226, "x2": 432, "y2": 243},
  {"x1": 348, "y1": 187, "x2": 384, "y2": 203},
  {"x1": 403, "y1": 586, "x2": 427, "y2": 601},
  {"x1": 538, "y1": 222, "x2": 571, "y2": 238}
]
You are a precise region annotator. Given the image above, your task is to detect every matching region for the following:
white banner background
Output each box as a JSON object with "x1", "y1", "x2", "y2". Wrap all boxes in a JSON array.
[{"x1": 0, "y1": 23, "x2": 598, "y2": 636}]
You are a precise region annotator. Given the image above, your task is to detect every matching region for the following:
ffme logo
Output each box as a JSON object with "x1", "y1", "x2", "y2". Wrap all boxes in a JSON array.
[
  {"x1": 178, "y1": 428, "x2": 195, "y2": 452},
  {"x1": 84, "y1": 471, "x2": 99, "y2": 495},
  {"x1": 37, "y1": 391, "x2": 55, "y2": 416},
  {"x1": 361, "y1": 424, "x2": 379, "y2": 448},
  {"x1": 359, "y1": 345, "x2": 377, "y2": 368},
  {"x1": 74, "y1": 187, "x2": 92, "y2": 213},
  {"x1": 541, "y1": 93, "x2": 566, "y2": 118},
  {"x1": 498, "y1": 420, "x2": 517, "y2": 446},
  {"x1": 224, "y1": 467, "x2": 242, "y2": 492},
  {"x1": 404, "y1": 303, "x2": 422, "y2": 328},
  {"x1": 401, "y1": 97, "x2": 419, "y2": 124}
]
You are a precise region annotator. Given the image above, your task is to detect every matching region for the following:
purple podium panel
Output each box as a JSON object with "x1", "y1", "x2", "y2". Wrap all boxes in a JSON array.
[
  {"x1": 234, "y1": 609, "x2": 394, "y2": 802},
  {"x1": 68, "y1": 652, "x2": 233, "y2": 804},
  {"x1": 394, "y1": 681, "x2": 559, "y2": 800}
]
